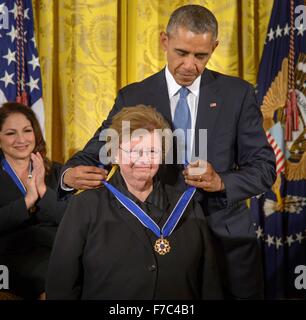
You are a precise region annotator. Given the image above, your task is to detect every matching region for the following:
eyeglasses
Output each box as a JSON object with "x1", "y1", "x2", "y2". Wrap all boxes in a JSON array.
[{"x1": 119, "y1": 147, "x2": 161, "y2": 159}]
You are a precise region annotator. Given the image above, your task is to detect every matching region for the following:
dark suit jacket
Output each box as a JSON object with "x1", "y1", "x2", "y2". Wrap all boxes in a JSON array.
[
  {"x1": 60, "y1": 68, "x2": 276, "y2": 298},
  {"x1": 47, "y1": 170, "x2": 222, "y2": 300},
  {"x1": 0, "y1": 160, "x2": 67, "y2": 254},
  {"x1": 0, "y1": 159, "x2": 68, "y2": 297}
]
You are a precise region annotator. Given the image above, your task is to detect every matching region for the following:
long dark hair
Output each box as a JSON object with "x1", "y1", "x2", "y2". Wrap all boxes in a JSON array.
[{"x1": 0, "y1": 102, "x2": 51, "y2": 175}]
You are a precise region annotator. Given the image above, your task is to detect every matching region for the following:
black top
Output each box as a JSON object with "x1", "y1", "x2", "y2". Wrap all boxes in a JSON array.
[
  {"x1": 0, "y1": 157, "x2": 67, "y2": 254},
  {"x1": 47, "y1": 169, "x2": 222, "y2": 300}
]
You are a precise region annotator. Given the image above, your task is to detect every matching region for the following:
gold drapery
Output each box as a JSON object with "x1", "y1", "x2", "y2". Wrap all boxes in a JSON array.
[{"x1": 32, "y1": 0, "x2": 273, "y2": 162}]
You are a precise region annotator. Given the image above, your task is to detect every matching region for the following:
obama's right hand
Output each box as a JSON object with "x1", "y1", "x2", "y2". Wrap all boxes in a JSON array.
[{"x1": 63, "y1": 165, "x2": 108, "y2": 190}]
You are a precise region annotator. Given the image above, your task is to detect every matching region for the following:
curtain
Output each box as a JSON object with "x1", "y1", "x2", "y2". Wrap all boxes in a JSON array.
[{"x1": 32, "y1": 0, "x2": 273, "y2": 162}]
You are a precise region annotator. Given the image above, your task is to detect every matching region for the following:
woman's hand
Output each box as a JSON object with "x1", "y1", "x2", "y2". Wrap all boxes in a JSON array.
[
  {"x1": 31, "y1": 152, "x2": 47, "y2": 198},
  {"x1": 21, "y1": 171, "x2": 39, "y2": 210}
]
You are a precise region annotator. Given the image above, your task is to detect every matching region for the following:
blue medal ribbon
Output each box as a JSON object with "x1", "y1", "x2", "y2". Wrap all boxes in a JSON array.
[
  {"x1": 103, "y1": 180, "x2": 196, "y2": 239},
  {"x1": 1, "y1": 158, "x2": 27, "y2": 196}
]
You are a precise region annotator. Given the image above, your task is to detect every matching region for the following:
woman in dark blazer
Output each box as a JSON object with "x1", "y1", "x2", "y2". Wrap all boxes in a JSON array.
[
  {"x1": 47, "y1": 105, "x2": 222, "y2": 300},
  {"x1": 0, "y1": 102, "x2": 67, "y2": 299}
]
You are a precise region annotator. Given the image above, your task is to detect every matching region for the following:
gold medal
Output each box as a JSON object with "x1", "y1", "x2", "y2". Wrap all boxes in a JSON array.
[
  {"x1": 103, "y1": 168, "x2": 196, "y2": 257},
  {"x1": 154, "y1": 237, "x2": 171, "y2": 255}
]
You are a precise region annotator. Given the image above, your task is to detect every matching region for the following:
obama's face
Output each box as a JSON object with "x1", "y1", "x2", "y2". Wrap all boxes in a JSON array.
[{"x1": 160, "y1": 27, "x2": 218, "y2": 86}]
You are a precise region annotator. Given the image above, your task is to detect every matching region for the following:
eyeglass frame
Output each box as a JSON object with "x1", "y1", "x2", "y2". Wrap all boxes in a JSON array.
[{"x1": 119, "y1": 146, "x2": 162, "y2": 159}]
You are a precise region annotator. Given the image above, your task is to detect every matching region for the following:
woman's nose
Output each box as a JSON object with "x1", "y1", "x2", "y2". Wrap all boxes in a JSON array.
[
  {"x1": 16, "y1": 133, "x2": 26, "y2": 143},
  {"x1": 137, "y1": 151, "x2": 151, "y2": 163}
]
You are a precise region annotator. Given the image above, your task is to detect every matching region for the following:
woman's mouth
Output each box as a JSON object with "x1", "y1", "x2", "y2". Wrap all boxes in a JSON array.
[{"x1": 14, "y1": 145, "x2": 29, "y2": 151}]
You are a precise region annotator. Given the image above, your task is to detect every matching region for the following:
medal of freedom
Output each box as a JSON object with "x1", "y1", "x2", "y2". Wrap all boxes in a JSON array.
[
  {"x1": 103, "y1": 168, "x2": 196, "y2": 257},
  {"x1": 154, "y1": 237, "x2": 171, "y2": 255}
]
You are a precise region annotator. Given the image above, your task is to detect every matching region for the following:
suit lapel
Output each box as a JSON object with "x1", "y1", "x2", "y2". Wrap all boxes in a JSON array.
[
  {"x1": 148, "y1": 68, "x2": 222, "y2": 139},
  {"x1": 152, "y1": 68, "x2": 223, "y2": 156},
  {"x1": 195, "y1": 69, "x2": 222, "y2": 152},
  {"x1": 148, "y1": 69, "x2": 172, "y2": 126}
]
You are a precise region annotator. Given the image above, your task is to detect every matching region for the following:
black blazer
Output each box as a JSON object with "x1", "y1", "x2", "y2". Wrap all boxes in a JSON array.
[
  {"x1": 0, "y1": 160, "x2": 67, "y2": 255},
  {"x1": 60, "y1": 68, "x2": 276, "y2": 298},
  {"x1": 47, "y1": 171, "x2": 222, "y2": 300}
]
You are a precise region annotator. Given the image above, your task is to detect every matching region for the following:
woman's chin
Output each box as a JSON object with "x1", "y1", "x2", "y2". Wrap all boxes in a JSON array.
[
  {"x1": 5, "y1": 152, "x2": 31, "y2": 162},
  {"x1": 132, "y1": 170, "x2": 152, "y2": 181}
]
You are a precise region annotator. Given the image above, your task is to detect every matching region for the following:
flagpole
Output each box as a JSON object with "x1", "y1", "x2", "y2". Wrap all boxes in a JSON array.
[
  {"x1": 286, "y1": 0, "x2": 299, "y2": 141},
  {"x1": 16, "y1": 0, "x2": 28, "y2": 106}
]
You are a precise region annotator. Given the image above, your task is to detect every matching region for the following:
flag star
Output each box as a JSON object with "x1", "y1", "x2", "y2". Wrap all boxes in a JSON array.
[
  {"x1": 0, "y1": 71, "x2": 15, "y2": 88},
  {"x1": 28, "y1": 55, "x2": 40, "y2": 71},
  {"x1": 286, "y1": 235, "x2": 295, "y2": 247},
  {"x1": 275, "y1": 237, "x2": 283, "y2": 249},
  {"x1": 255, "y1": 226, "x2": 264, "y2": 239},
  {"x1": 296, "y1": 24, "x2": 305, "y2": 36},
  {"x1": 6, "y1": 25, "x2": 18, "y2": 42},
  {"x1": 24, "y1": 8, "x2": 30, "y2": 20},
  {"x1": 275, "y1": 25, "x2": 282, "y2": 38},
  {"x1": 266, "y1": 235, "x2": 275, "y2": 247},
  {"x1": 0, "y1": 3, "x2": 5, "y2": 13},
  {"x1": 9, "y1": 3, "x2": 19, "y2": 19},
  {"x1": 267, "y1": 28, "x2": 275, "y2": 41},
  {"x1": 31, "y1": 36, "x2": 37, "y2": 47},
  {"x1": 3, "y1": 48, "x2": 16, "y2": 66},
  {"x1": 23, "y1": 31, "x2": 28, "y2": 43},
  {"x1": 283, "y1": 23, "x2": 290, "y2": 36},
  {"x1": 296, "y1": 232, "x2": 303, "y2": 243},
  {"x1": 26, "y1": 76, "x2": 40, "y2": 92}
]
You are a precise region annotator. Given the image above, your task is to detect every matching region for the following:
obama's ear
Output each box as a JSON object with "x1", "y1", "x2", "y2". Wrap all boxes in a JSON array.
[
  {"x1": 212, "y1": 40, "x2": 219, "y2": 52},
  {"x1": 160, "y1": 31, "x2": 169, "y2": 52}
]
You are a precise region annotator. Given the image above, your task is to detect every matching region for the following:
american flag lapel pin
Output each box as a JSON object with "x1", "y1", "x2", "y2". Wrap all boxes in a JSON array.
[{"x1": 210, "y1": 102, "x2": 217, "y2": 108}]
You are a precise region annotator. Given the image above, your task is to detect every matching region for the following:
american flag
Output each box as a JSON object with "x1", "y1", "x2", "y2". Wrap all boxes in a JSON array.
[
  {"x1": 266, "y1": 130, "x2": 285, "y2": 174},
  {"x1": 0, "y1": 0, "x2": 44, "y2": 132},
  {"x1": 251, "y1": 0, "x2": 306, "y2": 299}
]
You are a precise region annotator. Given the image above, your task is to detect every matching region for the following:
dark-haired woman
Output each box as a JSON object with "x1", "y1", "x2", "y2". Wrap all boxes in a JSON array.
[{"x1": 0, "y1": 102, "x2": 67, "y2": 299}]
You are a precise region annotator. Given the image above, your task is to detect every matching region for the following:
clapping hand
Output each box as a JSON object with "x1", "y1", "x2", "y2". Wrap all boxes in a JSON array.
[
  {"x1": 21, "y1": 166, "x2": 39, "y2": 210},
  {"x1": 31, "y1": 152, "x2": 47, "y2": 198}
]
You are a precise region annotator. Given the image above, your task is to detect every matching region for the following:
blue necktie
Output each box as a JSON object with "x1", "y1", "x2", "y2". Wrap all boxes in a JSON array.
[{"x1": 173, "y1": 87, "x2": 191, "y2": 163}]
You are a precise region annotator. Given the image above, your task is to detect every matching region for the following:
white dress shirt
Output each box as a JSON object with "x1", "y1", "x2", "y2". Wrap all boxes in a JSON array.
[{"x1": 165, "y1": 66, "x2": 201, "y2": 154}]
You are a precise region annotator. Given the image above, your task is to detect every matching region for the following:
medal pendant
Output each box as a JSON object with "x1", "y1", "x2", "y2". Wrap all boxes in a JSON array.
[{"x1": 154, "y1": 238, "x2": 171, "y2": 255}]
